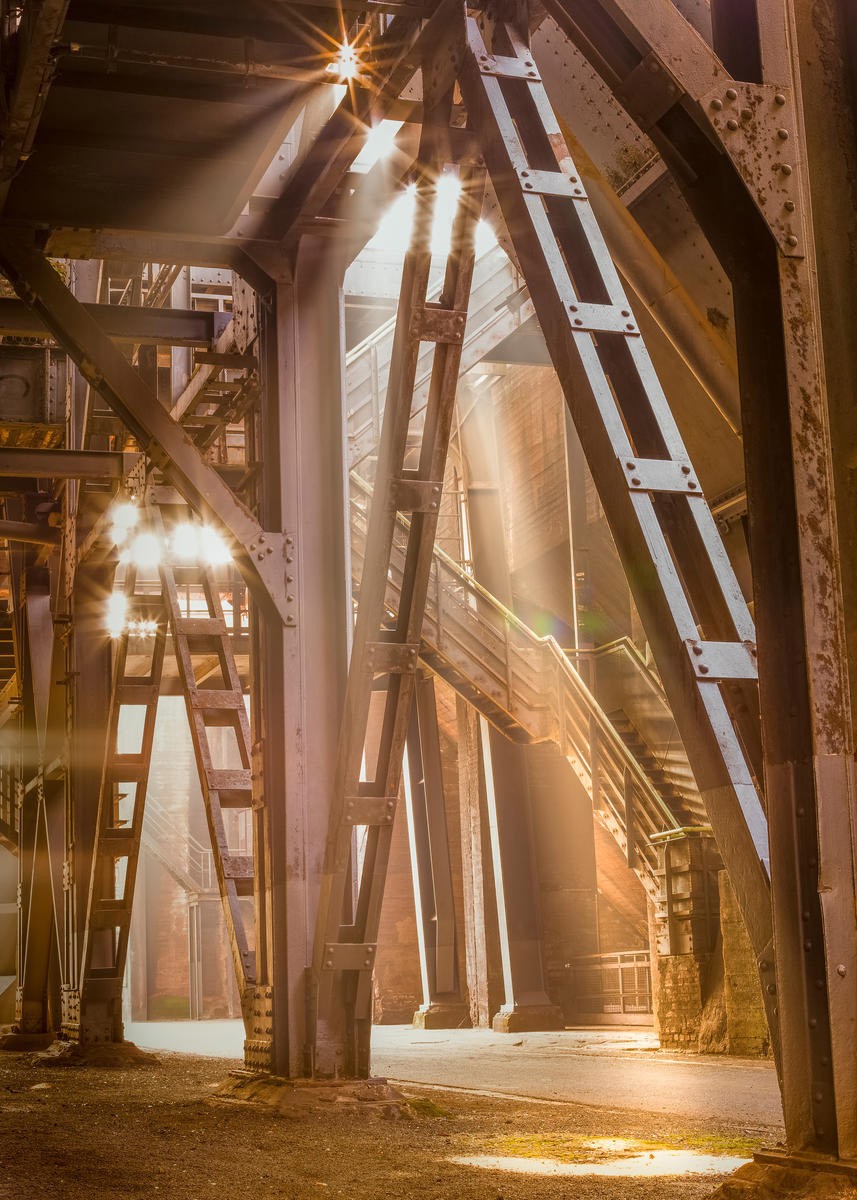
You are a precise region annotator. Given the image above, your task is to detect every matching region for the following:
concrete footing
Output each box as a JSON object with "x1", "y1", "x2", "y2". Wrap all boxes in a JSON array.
[
  {"x1": 707, "y1": 1156, "x2": 857, "y2": 1197},
  {"x1": 491, "y1": 1004, "x2": 564, "y2": 1033},
  {"x1": 32, "y1": 1040, "x2": 159, "y2": 1068},
  {"x1": 0, "y1": 1027, "x2": 54, "y2": 1052},
  {"x1": 412, "y1": 1004, "x2": 470, "y2": 1030}
]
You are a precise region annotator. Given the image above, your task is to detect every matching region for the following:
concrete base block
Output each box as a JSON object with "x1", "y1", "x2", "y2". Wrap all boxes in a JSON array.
[
  {"x1": 32, "y1": 1040, "x2": 159, "y2": 1068},
  {"x1": 0, "y1": 1027, "x2": 54, "y2": 1052},
  {"x1": 491, "y1": 1004, "x2": 564, "y2": 1033},
  {"x1": 412, "y1": 1004, "x2": 471, "y2": 1030},
  {"x1": 707, "y1": 1157, "x2": 857, "y2": 1197}
]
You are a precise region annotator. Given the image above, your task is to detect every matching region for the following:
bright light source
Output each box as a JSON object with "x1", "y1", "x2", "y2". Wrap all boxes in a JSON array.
[
  {"x1": 169, "y1": 522, "x2": 231, "y2": 566},
  {"x1": 365, "y1": 172, "x2": 496, "y2": 261},
  {"x1": 110, "y1": 501, "x2": 139, "y2": 547},
  {"x1": 326, "y1": 39, "x2": 360, "y2": 81},
  {"x1": 198, "y1": 526, "x2": 231, "y2": 566},
  {"x1": 171, "y1": 522, "x2": 199, "y2": 561},
  {"x1": 128, "y1": 532, "x2": 162, "y2": 569},
  {"x1": 106, "y1": 592, "x2": 128, "y2": 638},
  {"x1": 127, "y1": 618, "x2": 158, "y2": 639},
  {"x1": 353, "y1": 120, "x2": 402, "y2": 173}
]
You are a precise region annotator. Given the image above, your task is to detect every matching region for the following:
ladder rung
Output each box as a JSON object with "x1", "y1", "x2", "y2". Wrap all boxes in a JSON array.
[
  {"x1": 90, "y1": 904, "x2": 131, "y2": 930},
  {"x1": 190, "y1": 691, "x2": 245, "y2": 713},
  {"x1": 97, "y1": 835, "x2": 136, "y2": 859},
  {"x1": 208, "y1": 770, "x2": 252, "y2": 801},
  {"x1": 115, "y1": 683, "x2": 159, "y2": 707},
  {"x1": 175, "y1": 617, "x2": 226, "y2": 637}
]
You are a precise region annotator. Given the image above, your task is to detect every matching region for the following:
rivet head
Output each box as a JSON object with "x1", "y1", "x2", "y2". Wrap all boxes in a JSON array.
[
  {"x1": 711, "y1": 98, "x2": 723, "y2": 111},
  {"x1": 781, "y1": 163, "x2": 793, "y2": 175},
  {"x1": 786, "y1": 235, "x2": 798, "y2": 247},
  {"x1": 784, "y1": 200, "x2": 795, "y2": 212},
  {"x1": 777, "y1": 128, "x2": 789, "y2": 140},
  {"x1": 631, "y1": 477, "x2": 641, "y2": 486},
  {"x1": 726, "y1": 87, "x2": 737, "y2": 101},
  {"x1": 726, "y1": 118, "x2": 739, "y2": 131},
  {"x1": 626, "y1": 461, "x2": 635, "y2": 469},
  {"x1": 838, "y1": 964, "x2": 847, "y2": 977},
  {"x1": 688, "y1": 481, "x2": 697, "y2": 489},
  {"x1": 699, "y1": 665, "x2": 709, "y2": 674},
  {"x1": 775, "y1": 93, "x2": 786, "y2": 105},
  {"x1": 740, "y1": 108, "x2": 752, "y2": 121}
]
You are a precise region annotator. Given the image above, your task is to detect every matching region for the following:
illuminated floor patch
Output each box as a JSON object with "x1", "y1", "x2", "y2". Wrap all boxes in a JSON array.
[{"x1": 450, "y1": 1148, "x2": 751, "y2": 1178}]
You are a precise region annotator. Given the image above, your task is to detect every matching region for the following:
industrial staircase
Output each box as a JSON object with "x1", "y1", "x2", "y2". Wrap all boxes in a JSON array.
[
  {"x1": 346, "y1": 243, "x2": 532, "y2": 469},
  {"x1": 348, "y1": 473, "x2": 702, "y2": 900},
  {"x1": 141, "y1": 795, "x2": 217, "y2": 897},
  {"x1": 164, "y1": 247, "x2": 706, "y2": 902}
]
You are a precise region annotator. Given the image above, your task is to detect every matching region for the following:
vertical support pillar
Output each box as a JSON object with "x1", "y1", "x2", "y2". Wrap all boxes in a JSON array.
[
  {"x1": 480, "y1": 718, "x2": 563, "y2": 1032},
  {"x1": 459, "y1": 374, "x2": 562, "y2": 1032},
  {"x1": 403, "y1": 672, "x2": 469, "y2": 1029},
  {"x1": 62, "y1": 560, "x2": 113, "y2": 1037},
  {"x1": 651, "y1": 833, "x2": 720, "y2": 1052},
  {"x1": 456, "y1": 696, "x2": 502, "y2": 1027},
  {"x1": 248, "y1": 237, "x2": 349, "y2": 1076}
]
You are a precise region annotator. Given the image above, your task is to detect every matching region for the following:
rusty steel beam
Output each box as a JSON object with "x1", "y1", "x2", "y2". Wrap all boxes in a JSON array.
[
  {"x1": 0, "y1": 521, "x2": 60, "y2": 547},
  {"x1": 0, "y1": 0, "x2": 70, "y2": 211},
  {"x1": 0, "y1": 296, "x2": 228, "y2": 346},
  {"x1": 0, "y1": 448, "x2": 128, "y2": 481}
]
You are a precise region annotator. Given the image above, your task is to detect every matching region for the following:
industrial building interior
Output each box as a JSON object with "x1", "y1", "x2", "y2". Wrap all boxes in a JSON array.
[{"x1": 0, "y1": 0, "x2": 855, "y2": 1197}]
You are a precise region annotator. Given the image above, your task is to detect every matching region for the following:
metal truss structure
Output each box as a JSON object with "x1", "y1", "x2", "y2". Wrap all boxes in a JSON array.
[{"x1": 0, "y1": 0, "x2": 854, "y2": 1177}]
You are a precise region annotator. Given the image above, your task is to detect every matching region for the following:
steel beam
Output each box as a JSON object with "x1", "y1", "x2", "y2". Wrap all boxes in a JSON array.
[
  {"x1": 0, "y1": 0, "x2": 70, "y2": 211},
  {"x1": 0, "y1": 449, "x2": 127, "y2": 481},
  {"x1": 0, "y1": 297, "x2": 228, "y2": 347},
  {"x1": 0, "y1": 522, "x2": 61, "y2": 547}
]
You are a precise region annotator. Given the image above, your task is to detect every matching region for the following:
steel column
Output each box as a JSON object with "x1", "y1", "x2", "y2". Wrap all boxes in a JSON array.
[
  {"x1": 403, "y1": 672, "x2": 468, "y2": 1028},
  {"x1": 247, "y1": 236, "x2": 350, "y2": 1075}
]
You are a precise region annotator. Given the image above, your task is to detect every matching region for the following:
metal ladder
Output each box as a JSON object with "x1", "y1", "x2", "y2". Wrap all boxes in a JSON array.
[
  {"x1": 73, "y1": 561, "x2": 167, "y2": 1040},
  {"x1": 156, "y1": 514, "x2": 255, "y2": 1011},
  {"x1": 456, "y1": 14, "x2": 773, "y2": 997},
  {"x1": 311, "y1": 96, "x2": 486, "y2": 1074},
  {"x1": 72, "y1": 504, "x2": 253, "y2": 1039}
]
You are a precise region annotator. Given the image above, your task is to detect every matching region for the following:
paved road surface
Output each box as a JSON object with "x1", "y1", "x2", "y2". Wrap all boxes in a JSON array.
[
  {"x1": 372, "y1": 1027, "x2": 783, "y2": 1131},
  {"x1": 127, "y1": 1020, "x2": 783, "y2": 1132}
]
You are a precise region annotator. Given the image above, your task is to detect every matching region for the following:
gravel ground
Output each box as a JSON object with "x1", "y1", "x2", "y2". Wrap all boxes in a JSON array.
[{"x1": 0, "y1": 1049, "x2": 781, "y2": 1200}]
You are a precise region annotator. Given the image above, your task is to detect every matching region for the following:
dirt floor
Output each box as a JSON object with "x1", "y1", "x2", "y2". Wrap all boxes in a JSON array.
[{"x1": 0, "y1": 1047, "x2": 782, "y2": 1199}]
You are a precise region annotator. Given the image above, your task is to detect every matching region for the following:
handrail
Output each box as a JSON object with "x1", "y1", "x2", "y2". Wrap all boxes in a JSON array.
[{"x1": 350, "y1": 470, "x2": 687, "y2": 896}]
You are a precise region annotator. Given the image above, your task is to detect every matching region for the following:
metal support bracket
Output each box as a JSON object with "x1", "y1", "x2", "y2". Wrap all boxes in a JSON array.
[
  {"x1": 616, "y1": 50, "x2": 684, "y2": 131},
  {"x1": 686, "y1": 638, "x2": 758, "y2": 680},
  {"x1": 321, "y1": 943, "x2": 377, "y2": 971},
  {"x1": 389, "y1": 479, "x2": 444, "y2": 513},
  {"x1": 701, "y1": 82, "x2": 807, "y2": 257},
  {"x1": 622, "y1": 457, "x2": 700, "y2": 493}
]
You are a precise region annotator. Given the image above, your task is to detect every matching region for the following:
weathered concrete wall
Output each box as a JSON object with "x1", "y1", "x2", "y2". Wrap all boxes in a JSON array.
[{"x1": 719, "y1": 870, "x2": 770, "y2": 1057}]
